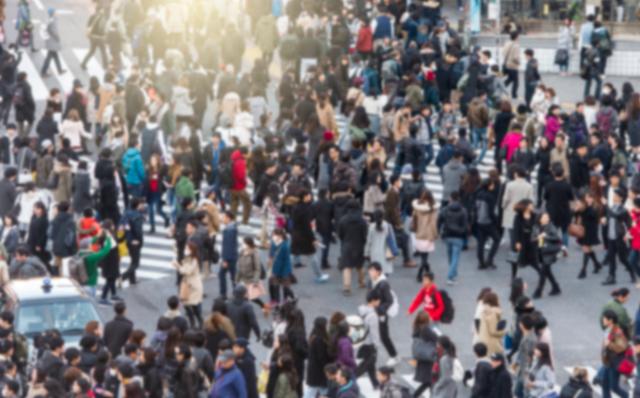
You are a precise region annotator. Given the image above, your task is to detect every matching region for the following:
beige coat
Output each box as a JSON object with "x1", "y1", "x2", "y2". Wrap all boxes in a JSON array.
[
  {"x1": 316, "y1": 102, "x2": 338, "y2": 136},
  {"x1": 393, "y1": 109, "x2": 411, "y2": 142},
  {"x1": 477, "y1": 305, "x2": 507, "y2": 355},
  {"x1": 502, "y1": 40, "x2": 521, "y2": 70},
  {"x1": 177, "y1": 257, "x2": 203, "y2": 305},
  {"x1": 501, "y1": 177, "x2": 535, "y2": 228},
  {"x1": 53, "y1": 167, "x2": 73, "y2": 204},
  {"x1": 412, "y1": 200, "x2": 439, "y2": 242},
  {"x1": 199, "y1": 200, "x2": 221, "y2": 236},
  {"x1": 550, "y1": 146, "x2": 571, "y2": 180},
  {"x1": 97, "y1": 83, "x2": 115, "y2": 124}
]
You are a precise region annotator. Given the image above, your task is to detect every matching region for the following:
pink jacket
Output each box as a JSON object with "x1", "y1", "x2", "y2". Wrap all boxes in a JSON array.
[
  {"x1": 544, "y1": 115, "x2": 561, "y2": 143},
  {"x1": 500, "y1": 131, "x2": 523, "y2": 162}
]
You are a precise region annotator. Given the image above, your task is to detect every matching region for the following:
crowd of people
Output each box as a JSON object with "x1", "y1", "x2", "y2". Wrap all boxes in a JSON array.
[{"x1": 1, "y1": 0, "x2": 640, "y2": 397}]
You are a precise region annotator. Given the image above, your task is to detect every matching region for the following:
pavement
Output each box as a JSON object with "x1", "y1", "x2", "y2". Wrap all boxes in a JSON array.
[{"x1": 4, "y1": 0, "x2": 640, "y2": 396}]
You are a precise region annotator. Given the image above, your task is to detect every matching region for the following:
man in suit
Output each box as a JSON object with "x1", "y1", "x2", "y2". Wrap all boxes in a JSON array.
[{"x1": 103, "y1": 302, "x2": 133, "y2": 358}]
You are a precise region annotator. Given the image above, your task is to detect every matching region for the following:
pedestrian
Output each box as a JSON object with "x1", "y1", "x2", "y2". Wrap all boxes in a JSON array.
[
  {"x1": 235, "y1": 236, "x2": 268, "y2": 314},
  {"x1": 121, "y1": 138, "x2": 146, "y2": 201},
  {"x1": 81, "y1": 6, "x2": 109, "y2": 69},
  {"x1": 226, "y1": 284, "x2": 260, "y2": 341},
  {"x1": 40, "y1": 8, "x2": 66, "y2": 77},
  {"x1": 229, "y1": 149, "x2": 252, "y2": 224},
  {"x1": 512, "y1": 199, "x2": 544, "y2": 288},
  {"x1": 173, "y1": 242, "x2": 203, "y2": 329},
  {"x1": 50, "y1": 201, "x2": 77, "y2": 275},
  {"x1": 99, "y1": 220, "x2": 122, "y2": 304},
  {"x1": 364, "y1": 210, "x2": 398, "y2": 276},
  {"x1": 103, "y1": 302, "x2": 134, "y2": 358},
  {"x1": 408, "y1": 271, "x2": 444, "y2": 323},
  {"x1": 333, "y1": 320, "x2": 356, "y2": 374},
  {"x1": 535, "y1": 211, "x2": 563, "y2": 298},
  {"x1": 432, "y1": 335, "x2": 458, "y2": 398},
  {"x1": 503, "y1": 167, "x2": 535, "y2": 260},
  {"x1": 524, "y1": 49, "x2": 541, "y2": 107},
  {"x1": 602, "y1": 188, "x2": 635, "y2": 285},
  {"x1": 337, "y1": 199, "x2": 368, "y2": 296},
  {"x1": 411, "y1": 189, "x2": 439, "y2": 280},
  {"x1": 219, "y1": 210, "x2": 239, "y2": 299},
  {"x1": 502, "y1": 31, "x2": 521, "y2": 99},
  {"x1": 525, "y1": 342, "x2": 556, "y2": 398},
  {"x1": 600, "y1": 309, "x2": 629, "y2": 398},
  {"x1": 121, "y1": 198, "x2": 145, "y2": 285},
  {"x1": 411, "y1": 311, "x2": 438, "y2": 397},
  {"x1": 269, "y1": 227, "x2": 295, "y2": 304},
  {"x1": 477, "y1": 292, "x2": 507, "y2": 356},
  {"x1": 556, "y1": 18, "x2": 574, "y2": 76},
  {"x1": 438, "y1": 191, "x2": 469, "y2": 285},
  {"x1": 367, "y1": 262, "x2": 399, "y2": 366},
  {"x1": 80, "y1": 229, "x2": 113, "y2": 298},
  {"x1": 290, "y1": 190, "x2": 329, "y2": 282},
  {"x1": 474, "y1": 179, "x2": 500, "y2": 270},
  {"x1": 13, "y1": 72, "x2": 36, "y2": 138},
  {"x1": 384, "y1": 175, "x2": 415, "y2": 267},
  {"x1": 488, "y1": 353, "x2": 513, "y2": 398}
]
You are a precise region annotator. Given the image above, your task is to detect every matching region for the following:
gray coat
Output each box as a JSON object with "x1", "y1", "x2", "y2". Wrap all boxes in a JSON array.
[
  {"x1": 45, "y1": 17, "x2": 62, "y2": 52},
  {"x1": 0, "y1": 178, "x2": 17, "y2": 218},
  {"x1": 433, "y1": 355, "x2": 458, "y2": 398},
  {"x1": 442, "y1": 160, "x2": 467, "y2": 202},
  {"x1": 9, "y1": 256, "x2": 49, "y2": 279}
]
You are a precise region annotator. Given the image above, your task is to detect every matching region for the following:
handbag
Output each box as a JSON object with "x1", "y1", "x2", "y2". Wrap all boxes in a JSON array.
[
  {"x1": 618, "y1": 347, "x2": 636, "y2": 376},
  {"x1": 568, "y1": 223, "x2": 585, "y2": 239},
  {"x1": 506, "y1": 250, "x2": 519, "y2": 264},
  {"x1": 17, "y1": 150, "x2": 33, "y2": 185},
  {"x1": 178, "y1": 280, "x2": 190, "y2": 301},
  {"x1": 411, "y1": 337, "x2": 436, "y2": 361},
  {"x1": 554, "y1": 49, "x2": 569, "y2": 65}
]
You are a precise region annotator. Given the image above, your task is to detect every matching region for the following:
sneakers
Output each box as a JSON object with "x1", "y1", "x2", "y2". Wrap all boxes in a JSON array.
[
  {"x1": 386, "y1": 357, "x2": 399, "y2": 367},
  {"x1": 315, "y1": 274, "x2": 330, "y2": 284},
  {"x1": 446, "y1": 279, "x2": 457, "y2": 286},
  {"x1": 111, "y1": 295, "x2": 123, "y2": 301}
]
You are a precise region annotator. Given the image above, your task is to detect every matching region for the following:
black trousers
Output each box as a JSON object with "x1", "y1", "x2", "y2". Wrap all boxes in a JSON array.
[
  {"x1": 101, "y1": 277, "x2": 117, "y2": 299},
  {"x1": 476, "y1": 224, "x2": 500, "y2": 266},
  {"x1": 607, "y1": 239, "x2": 634, "y2": 279},
  {"x1": 123, "y1": 243, "x2": 141, "y2": 283},
  {"x1": 504, "y1": 68, "x2": 519, "y2": 98},
  {"x1": 394, "y1": 227, "x2": 410, "y2": 262},
  {"x1": 41, "y1": 50, "x2": 63, "y2": 74},
  {"x1": 537, "y1": 261, "x2": 560, "y2": 293},
  {"x1": 379, "y1": 316, "x2": 397, "y2": 358},
  {"x1": 81, "y1": 39, "x2": 109, "y2": 68},
  {"x1": 356, "y1": 344, "x2": 378, "y2": 388}
]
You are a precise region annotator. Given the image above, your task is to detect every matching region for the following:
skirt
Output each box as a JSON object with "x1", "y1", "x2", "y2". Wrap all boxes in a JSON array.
[
  {"x1": 245, "y1": 281, "x2": 266, "y2": 300},
  {"x1": 413, "y1": 237, "x2": 436, "y2": 253}
]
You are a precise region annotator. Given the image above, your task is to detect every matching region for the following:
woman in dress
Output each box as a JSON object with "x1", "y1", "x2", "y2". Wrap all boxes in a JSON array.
[{"x1": 575, "y1": 191, "x2": 603, "y2": 278}]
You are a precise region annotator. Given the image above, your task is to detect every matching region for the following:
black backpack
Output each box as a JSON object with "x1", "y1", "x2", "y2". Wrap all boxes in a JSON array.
[
  {"x1": 219, "y1": 161, "x2": 234, "y2": 189},
  {"x1": 438, "y1": 290, "x2": 455, "y2": 324},
  {"x1": 443, "y1": 207, "x2": 467, "y2": 236}
]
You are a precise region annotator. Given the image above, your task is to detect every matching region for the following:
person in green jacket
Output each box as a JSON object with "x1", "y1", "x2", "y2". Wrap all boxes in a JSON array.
[
  {"x1": 80, "y1": 231, "x2": 113, "y2": 298},
  {"x1": 601, "y1": 288, "x2": 632, "y2": 338},
  {"x1": 175, "y1": 169, "x2": 195, "y2": 215}
]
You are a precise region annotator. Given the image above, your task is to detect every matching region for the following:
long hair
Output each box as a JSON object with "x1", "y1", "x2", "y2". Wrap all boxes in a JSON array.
[
  {"x1": 372, "y1": 209, "x2": 384, "y2": 232},
  {"x1": 309, "y1": 316, "x2": 329, "y2": 345},
  {"x1": 535, "y1": 342, "x2": 553, "y2": 369}
]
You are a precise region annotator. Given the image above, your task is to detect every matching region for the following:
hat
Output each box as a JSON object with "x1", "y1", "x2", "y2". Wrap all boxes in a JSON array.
[
  {"x1": 378, "y1": 366, "x2": 395, "y2": 376},
  {"x1": 490, "y1": 353, "x2": 505, "y2": 362},
  {"x1": 218, "y1": 349, "x2": 235, "y2": 362},
  {"x1": 73, "y1": 79, "x2": 83, "y2": 88},
  {"x1": 233, "y1": 337, "x2": 250, "y2": 348},
  {"x1": 323, "y1": 130, "x2": 335, "y2": 142},
  {"x1": 41, "y1": 139, "x2": 53, "y2": 149}
]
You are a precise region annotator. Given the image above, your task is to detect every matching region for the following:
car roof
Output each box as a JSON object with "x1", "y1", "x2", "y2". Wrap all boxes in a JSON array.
[{"x1": 4, "y1": 277, "x2": 90, "y2": 303}]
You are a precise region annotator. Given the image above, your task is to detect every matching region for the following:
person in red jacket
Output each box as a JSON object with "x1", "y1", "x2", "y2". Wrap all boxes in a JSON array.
[
  {"x1": 408, "y1": 271, "x2": 444, "y2": 322},
  {"x1": 628, "y1": 197, "x2": 640, "y2": 277},
  {"x1": 230, "y1": 149, "x2": 251, "y2": 224},
  {"x1": 356, "y1": 17, "x2": 373, "y2": 58}
]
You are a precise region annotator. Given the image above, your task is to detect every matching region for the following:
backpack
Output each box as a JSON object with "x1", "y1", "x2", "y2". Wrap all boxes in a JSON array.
[
  {"x1": 387, "y1": 289, "x2": 399, "y2": 318},
  {"x1": 597, "y1": 109, "x2": 614, "y2": 136},
  {"x1": 63, "y1": 223, "x2": 78, "y2": 253},
  {"x1": 475, "y1": 198, "x2": 492, "y2": 225},
  {"x1": 68, "y1": 255, "x2": 88, "y2": 285},
  {"x1": 438, "y1": 290, "x2": 455, "y2": 324},
  {"x1": 12, "y1": 85, "x2": 25, "y2": 107},
  {"x1": 443, "y1": 207, "x2": 467, "y2": 236},
  {"x1": 219, "y1": 161, "x2": 234, "y2": 189}
]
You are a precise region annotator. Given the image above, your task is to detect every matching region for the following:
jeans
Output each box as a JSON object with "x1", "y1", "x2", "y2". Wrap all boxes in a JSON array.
[
  {"x1": 320, "y1": 233, "x2": 331, "y2": 268},
  {"x1": 41, "y1": 50, "x2": 64, "y2": 74},
  {"x1": 303, "y1": 387, "x2": 328, "y2": 398},
  {"x1": 147, "y1": 191, "x2": 169, "y2": 231},
  {"x1": 445, "y1": 237, "x2": 464, "y2": 281},
  {"x1": 602, "y1": 366, "x2": 628, "y2": 398},
  {"x1": 101, "y1": 277, "x2": 117, "y2": 300},
  {"x1": 422, "y1": 143, "x2": 434, "y2": 172},
  {"x1": 294, "y1": 253, "x2": 324, "y2": 278},
  {"x1": 504, "y1": 68, "x2": 519, "y2": 98},
  {"x1": 630, "y1": 249, "x2": 640, "y2": 276},
  {"x1": 219, "y1": 260, "x2": 237, "y2": 297},
  {"x1": 584, "y1": 75, "x2": 602, "y2": 99},
  {"x1": 471, "y1": 127, "x2": 487, "y2": 164},
  {"x1": 525, "y1": 81, "x2": 537, "y2": 108},
  {"x1": 127, "y1": 184, "x2": 143, "y2": 202},
  {"x1": 394, "y1": 227, "x2": 411, "y2": 262}
]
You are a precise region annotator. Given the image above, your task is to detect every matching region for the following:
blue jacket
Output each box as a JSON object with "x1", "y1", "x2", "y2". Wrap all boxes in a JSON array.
[
  {"x1": 210, "y1": 366, "x2": 247, "y2": 398},
  {"x1": 270, "y1": 240, "x2": 292, "y2": 278},
  {"x1": 221, "y1": 223, "x2": 238, "y2": 262},
  {"x1": 121, "y1": 148, "x2": 146, "y2": 185},
  {"x1": 373, "y1": 15, "x2": 392, "y2": 40}
]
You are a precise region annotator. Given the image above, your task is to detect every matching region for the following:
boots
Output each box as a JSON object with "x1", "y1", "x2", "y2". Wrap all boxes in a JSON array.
[
  {"x1": 578, "y1": 253, "x2": 589, "y2": 279},
  {"x1": 602, "y1": 275, "x2": 616, "y2": 285},
  {"x1": 358, "y1": 268, "x2": 366, "y2": 289},
  {"x1": 590, "y1": 252, "x2": 602, "y2": 273}
]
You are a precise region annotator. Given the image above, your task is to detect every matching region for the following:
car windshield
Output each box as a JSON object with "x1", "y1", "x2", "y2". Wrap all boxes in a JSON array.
[{"x1": 16, "y1": 300, "x2": 100, "y2": 338}]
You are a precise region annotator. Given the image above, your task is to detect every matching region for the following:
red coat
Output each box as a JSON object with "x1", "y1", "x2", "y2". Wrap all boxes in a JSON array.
[
  {"x1": 230, "y1": 150, "x2": 247, "y2": 191},
  {"x1": 630, "y1": 209, "x2": 640, "y2": 250},
  {"x1": 356, "y1": 26, "x2": 373, "y2": 54},
  {"x1": 408, "y1": 284, "x2": 444, "y2": 321}
]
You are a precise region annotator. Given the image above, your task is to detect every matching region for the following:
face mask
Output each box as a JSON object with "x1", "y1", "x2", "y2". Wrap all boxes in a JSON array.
[
  {"x1": 273, "y1": 237, "x2": 282, "y2": 245},
  {"x1": 602, "y1": 88, "x2": 611, "y2": 95},
  {"x1": 185, "y1": 249, "x2": 192, "y2": 257}
]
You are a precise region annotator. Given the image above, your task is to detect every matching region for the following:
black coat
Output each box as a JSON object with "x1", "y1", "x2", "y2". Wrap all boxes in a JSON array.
[
  {"x1": 14, "y1": 80, "x2": 35, "y2": 123},
  {"x1": 313, "y1": 199, "x2": 334, "y2": 238},
  {"x1": 470, "y1": 360, "x2": 492, "y2": 398},
  {"x1": 513, "y1": 214, "x2": 537, "y2": 266},
  {"x1": 73, "y1": 171, "x2": 93, "y2": 214},
  {"x1": 36, "y1": 115, "x2": 59, "y2": 144},
  {"x1": 570, "y1": 154, "x2": 590, "y2": 190},
  {"x1": 290, "y1": 202, "x2": 316, "y2": 255},
  {"x1": 577, "y1": 205, "x2": 601, "y2": 246},
  {"x1": 50, "y1": 212, "x2": 77, "y2": 257},
  {"x1": 0, "y1": 178, "x2": 17, "y2": 218},
  {"x1": 64, "y1": 90, "x2": 88, "y2": 124},
  {"x1": 100, "y1": 246, "x2": 120, "y2": 279},
  {"x1": 307, "y1": 335, "x2": 332, "y2": 387},
  {"x1": 337, "y1": 208, "x2": 368, "y2": 269},
  {"x1": 103, "y1": 315, "x2": 133, "y2": 357},
  {"x1": 544, "y1": 179, "x2": 574, "y2": 229},
  {"x1": 488, "y1": 364, "x2": 513, "y2": 398},
  {"x1": 138, "y1": 363, "x2": 164, "y2": 398},
  {"x1": 226, "y1": 296, "x2": 260, "y2": 340},
  {"x1": 237, "y1": 350, "x2": 259, "y2": 398},
  {"x1": 27, "y1": 214, "x2": 48, "y2": 255},
  {"x1": 413, "y1": 325, "x2": 437, "y2": 384}
]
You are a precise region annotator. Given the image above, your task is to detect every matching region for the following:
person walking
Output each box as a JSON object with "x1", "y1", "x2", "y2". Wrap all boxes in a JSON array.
[
  {"x1": 337, "y1": 199, "x2": 368, "y2": 296},
  {"x1": 99, "y1": 220, "x2": 122, "y2": 304},
  {"x1": 477, "y1": 292, "x2": 507, "y2": 356},
  {"x1": 474, "y1": 179, "x2": 500, "y2": 270},
  {"x1": 50, "y1": 201, "x2": 77, "y2": 276},
  {"x1": 229, "y1": 149, "x2": 252, "y2": 225},
  {"x1": 290, "y1": 190, "x2": 329, "y2": 283},
  {"x1": 602, "y1": 188, "x2": 635, "y2": 285},
  {"x1": 512, "y1": 199, "x2": 544, "y2": 288},
  {"x1": 220, "y1": 210, "x2": 239, "y2": 299},
  {"x1": 544, "y1": 163, "x2": 574, "y2": 255},
  {"x1": 269, "y1": 228, "x2": 295, "y2": 304},
  {"x1": 81, "y1": 6, "x2": 109, "y2": 69},
  {"x1": 305, "y1": 317, "x2": 332, "y2": 398},
  {"x1": 364, "y1": 210, "x2": 398, "y2": 276},
  {"x1": 525, "y1": 342, "x2": 556, "y2": 398},
  {"x1": 438, "y1": 191, "x2": 469, "y2": 285},
  {"x1": 173, "y1": 242, "x2": 203, "y2": 329},
  {"x1": 556, "y1": 18, "x2": 574, "y2": 76},
  {"x1": 600, "y1": 310, "x2": 630, "y2": 398},
  {"x1": 121, "y1": 198, "x2": 145, "y2": 285},
  {"x1": 235, "y1": 236, "x2": 268, "y2": 314},
  {"x1": 411, "y1": 312, "x2": 438, "y2": 397},
  {"x1": 502, "y1": 166, "x2": 535, "y2": 251},
  {"x1": 535, "y1": 211, "x2": 563, "y2": 298},
  {"x1": 502, "y1": 31, "x2": 521, "y2": 99},
  {"x1": 432, "y1": 336, "x2": 458, "y2": 398},
  {"x1": 411, "y1": 190, "x2": 439, "y2": 280},
  {"x1": 40, "y1": 8, "x2": 66, "y2": 77}
]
